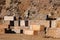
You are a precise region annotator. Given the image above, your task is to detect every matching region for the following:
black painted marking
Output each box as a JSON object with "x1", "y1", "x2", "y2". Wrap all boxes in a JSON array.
[
  {"x1": 20, "y1": 29, "x2": 23, "y2": 34},
  {"x1": 25, "y1": 20, "x2": 28, "y2": 26},
  {"x1": 10, "y1": 21, "x2": 14, "y2": 26}
]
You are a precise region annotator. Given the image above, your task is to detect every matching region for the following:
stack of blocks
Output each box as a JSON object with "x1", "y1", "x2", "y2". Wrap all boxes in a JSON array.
[{"x1": 3, "y1": 16, "x2": 50, "y2": 35}]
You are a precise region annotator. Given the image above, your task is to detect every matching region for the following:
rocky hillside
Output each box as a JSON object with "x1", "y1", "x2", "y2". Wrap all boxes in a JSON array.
[{"x1": 0, "y1": 0, "x2": 60, "y2": 20}]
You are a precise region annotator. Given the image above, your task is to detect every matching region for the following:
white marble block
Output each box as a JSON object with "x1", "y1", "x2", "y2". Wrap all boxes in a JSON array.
[
  {"x1": 20, "y1": 20, "x2": 25, "y2": 27},
  {"x1": 51, "y1": 20, "x2": 57, "y2": 28},
  {"x1": 14, "y1": 21, "x2": 18, "y2": 26},
  {"x1": 4, "y1": 16, "x2": 14, "y2": 21},
  {"x1": 12, "y1": 27, "x2": 20, "y2": 33}
]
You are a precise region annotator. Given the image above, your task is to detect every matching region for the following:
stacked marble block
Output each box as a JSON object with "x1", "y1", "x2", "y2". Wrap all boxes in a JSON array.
[
  {"x1": 4, "y1": 16, "x2": 20, "y2": 34},
  {"x1": 0, "y1": 16, "x2": 14, "y2": 34},
  {"x1": 4, "y1": 16, "x2": 14, "y2": 28},
  {"x1": 4, "y1": 16, "x2": 30, "y2": 34},
  {"x1": 3, "y1": 16, "x2": 50, "y2": 35},
  {"x1": 12, "y1": 20, "x2": 34, "y2": 35}
]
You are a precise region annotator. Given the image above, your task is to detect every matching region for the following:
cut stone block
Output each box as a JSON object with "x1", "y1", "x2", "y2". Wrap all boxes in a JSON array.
[
  {"x1": 23, "y1": 29, "x2": 34, "y2": 35},
  {"x1": 12, "y1": 27, "x2": 20, "y2": 34},
  {"x1": 4, "y1": 16, "x2": 14, "y2": 21},
  {"x1": 20, "y1": 20, "x2": 25, "y2": 26},
  {"x1": 0, "y1": 24, "x2": 8, "y2": 29},
  {"x1": 4, "y1": 20, "x2": 10, "y2": 25},
  {"x1": 14, "y1": 21, "x2": 18, "y2": 26},
  {"x1": 30, "y1": 25, "x2": 40, "y2": 31},
  {"x1": 51, "y1": 20, "x2": 57, "y2": 28}
]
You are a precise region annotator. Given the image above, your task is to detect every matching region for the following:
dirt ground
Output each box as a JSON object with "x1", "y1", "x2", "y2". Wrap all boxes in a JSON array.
[{"x1": 0, "y1": 33, "x2": 60, "y2": 40}]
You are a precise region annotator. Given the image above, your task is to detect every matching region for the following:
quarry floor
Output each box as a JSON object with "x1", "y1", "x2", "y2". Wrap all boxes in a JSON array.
[{"x1": 0, "y1": 32, "x2": 60, "y2": 40}]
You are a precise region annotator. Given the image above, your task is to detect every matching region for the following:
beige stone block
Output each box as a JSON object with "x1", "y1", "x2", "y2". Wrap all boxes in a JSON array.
[
  {"x1": 29, "y1": 20, "x2": 49, "y2": 28},
  {"x1": 20, "y1": 20, "x2": 25, "y2": 26},
  {"x1": 12, "y1": 29, "x2": 20, "y2": 33},
  {"x1": 12, "y1": 27, "x2": 20, "y2": 33},
  {"x1": 4, "y1": 16, "x2": 14, "y2": 21},
  {"x1": 4, "y1": 20, "x2": 10, "y2": 25},
  {"x1": 14, "y1": 21, "x2": 18, "y2": 26},
  {"x1": 0, "y1": 24, "x2": 8, "y2": 29},
  {"x1": 23, "y1": 29, "x2": 34, "y2": 35},
  {"x1": 51, "y1": 20, "x2": 57, "y2": 28},
  {"x1": 39, "y1": 20, "x2": 49, "y2": 27},
  {"x1": 30, "y1": 25, "x2": 40, "y2": 31}
]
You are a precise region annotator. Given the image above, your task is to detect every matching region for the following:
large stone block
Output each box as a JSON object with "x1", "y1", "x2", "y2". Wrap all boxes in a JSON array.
[
  {"x1": 20, "y1": 20, "x2": 25, "y2": 27},
  {"x1": 12, "y1": 27, "x2": 20, "y2": 33},
  {"x1": 4, "y1": 20, "x2": 10, "y2": 25},
  {"x1": 4, "y1": 16, "x2": 14, "y2": 21},
  {"x1": 51, "y1": 20, "x2": 57, "y2": 28},
  {"x1": 30, "y1": 25, "x2": 40, "y2": 31},
  {"x1": 23, "y1": 29, "x2": 34, "y2": 35},
  {"x1": 14, "y1": 21, "x2": 18, "y2": 26}
]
